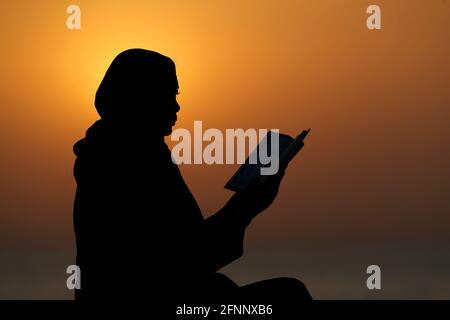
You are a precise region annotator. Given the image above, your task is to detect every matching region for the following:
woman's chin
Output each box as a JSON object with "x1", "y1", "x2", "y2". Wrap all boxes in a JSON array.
[{"x1": 162, "y1": 125, "x2": 174, "y2": 136}]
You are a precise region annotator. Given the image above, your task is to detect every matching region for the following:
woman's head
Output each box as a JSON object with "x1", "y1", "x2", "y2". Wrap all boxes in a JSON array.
[{"x1": 95, "y1": 49, "x2": 180, "y2": 136}]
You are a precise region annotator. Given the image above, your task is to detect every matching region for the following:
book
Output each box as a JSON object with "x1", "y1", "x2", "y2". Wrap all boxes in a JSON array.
[{"x1": 224, "y1": 129, "x2": 310, "y2": 192}]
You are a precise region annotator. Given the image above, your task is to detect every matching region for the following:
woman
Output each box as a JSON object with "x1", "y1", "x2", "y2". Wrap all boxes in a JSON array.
[{"x1": 73, "y1": 49, "x2": 311, "y2": 303}]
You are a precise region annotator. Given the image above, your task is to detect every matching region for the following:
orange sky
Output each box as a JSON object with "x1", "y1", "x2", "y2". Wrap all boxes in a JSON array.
[{"x1": 0, "y1": 0, "x2": 449, "y2": 253}]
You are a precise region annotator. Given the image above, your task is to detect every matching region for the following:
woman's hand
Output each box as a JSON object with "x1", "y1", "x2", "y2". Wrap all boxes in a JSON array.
[{"x1": 226, "y1": 166, "x2": 287, "y2": 223}]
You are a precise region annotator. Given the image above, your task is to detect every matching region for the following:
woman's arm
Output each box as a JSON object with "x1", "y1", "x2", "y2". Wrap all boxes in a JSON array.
[{"x1": 188, "y1": 168, "x2": 287, "y2": 273}]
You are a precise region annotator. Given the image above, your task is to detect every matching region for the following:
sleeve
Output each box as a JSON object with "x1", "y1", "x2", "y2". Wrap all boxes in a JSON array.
[{"x1": 167, "y1": 176, "x2": 249, "y2": 275}]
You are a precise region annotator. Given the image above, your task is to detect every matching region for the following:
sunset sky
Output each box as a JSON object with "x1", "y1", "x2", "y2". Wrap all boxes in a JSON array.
[{"x1": 1, "y1": 1, "x2": 449, "y2": 299}]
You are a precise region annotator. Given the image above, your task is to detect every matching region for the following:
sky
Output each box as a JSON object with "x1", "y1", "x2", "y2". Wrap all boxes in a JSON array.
[{"x1": 0, "y1": 0, "x2": 449, "y2": 299}]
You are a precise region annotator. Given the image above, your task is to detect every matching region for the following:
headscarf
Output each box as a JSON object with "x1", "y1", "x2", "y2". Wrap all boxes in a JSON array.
[{"x1": 94, "y1": 49, "x2": 178, "y2": 119}]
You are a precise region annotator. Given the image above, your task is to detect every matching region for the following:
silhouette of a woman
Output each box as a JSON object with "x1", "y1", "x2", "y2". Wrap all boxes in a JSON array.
[{"x1": 73, "y1": 49, "x2": 311, "y2": 303}]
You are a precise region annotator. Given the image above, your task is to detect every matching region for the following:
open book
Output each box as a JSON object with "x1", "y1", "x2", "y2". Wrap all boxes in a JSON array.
[{"x1": 225, "y1": 129, "x2": 310, "y2": 192}]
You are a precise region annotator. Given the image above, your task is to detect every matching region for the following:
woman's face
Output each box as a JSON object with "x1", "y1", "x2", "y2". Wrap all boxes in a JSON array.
[{"x1": 144, "y1": 85, "x2": 180, "y2": 136}]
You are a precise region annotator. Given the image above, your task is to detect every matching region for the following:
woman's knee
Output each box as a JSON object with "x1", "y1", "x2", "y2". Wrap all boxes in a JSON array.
[
  {"x1": 240, "y1": 277, "x2": 312, "y2": 300},
  {"x1": 273, "y1": 277, "x2": 312, "y2": 300}
]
